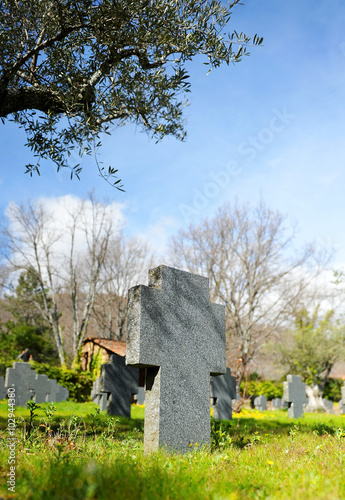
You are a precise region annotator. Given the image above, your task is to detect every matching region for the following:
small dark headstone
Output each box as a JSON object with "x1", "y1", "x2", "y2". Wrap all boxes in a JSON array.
[
  {"x1": 100, "y1": 355, "x2": 139, "y2": 417},
  {"x1": 211, "y1": 368, "x2": 236, "y2": 420}
]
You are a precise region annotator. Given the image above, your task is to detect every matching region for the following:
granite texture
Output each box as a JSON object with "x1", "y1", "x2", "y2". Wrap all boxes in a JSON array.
[
  {"x1": 126, "y1": 265, "x2": 226, "y2": 453},
  {"x1": 283, "y1": 375, "x2": 307, "y2": 418},
  {"x1": 5, "y1": 362, "x2": 35, "y2": 406},
  {"x1": 211, "y1": 368, "x2": 236, "y2": 420},
  {"x1": 99, "y1": 355, "x2": 139, "y2": 417}
]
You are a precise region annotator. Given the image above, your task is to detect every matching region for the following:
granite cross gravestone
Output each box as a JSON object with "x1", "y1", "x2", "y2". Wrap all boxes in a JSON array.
[
  {"x1": 5, "y1": 362, "x2": 36, "y2": 406},
  {"x1": 0, "y1": 376, "x2": 6, "y2": 401},
  {"x1": 210, "y1": 368, "x2": 236, "y2": 420},
  {"x1": 33, "y1": 374, "x2": 50, "y2": 403},
  {"x1": 91, "y1": 377, "x2": 108, "y2": 411},
  {"x1": 46, "y1": 379, "x2": 59, "y2": 402},
  {"x1": 271, "y1": 398, "x2": 283, "y2": 410},
  {"x1": 283, "y1": 375, "x2": 307, "y2": 418},
  {"x1": 55, "y1": 384, "x2": 69, "y2": 402},
  {"x1": 322, "y1": 398, "x2": 333, "y2": 412},
  {"x1": 254, "y1": 394, "x2": 267, "y2": 411},
  {"x1": 126, "y1": 265, "x2": 226, "y2": 454},
  {"x1": 99, "y1": 355, "x2": 139, "y2": 417}
]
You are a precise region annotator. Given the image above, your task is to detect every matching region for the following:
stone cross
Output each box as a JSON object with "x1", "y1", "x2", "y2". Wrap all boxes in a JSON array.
[
  {"x1": 33, "y1": 374, "x2": 50, "y2": 403},
  {"x1": 55, "y1": 384, "x2": 69, "y2": 402},
  {"x1": 99, "y1": 355, "x2": 139, "y2": 417},
  {"x1": 46, "y1": 379, "x2": 59, "y2": 402},
  {"x1": 271, "y1": 398, "x2": 283, "y2": 410},
  {"x1": 211, "y1": 368, "x2": 237, "y2": 420},
  {"x1": 126, "y1": 265, "x2": 226, "y2": 453},
  {"x1": 322, "y1": 398, "x2": 333, "y2": 412},
  {"x1": 254, "y1": 394, "x2": 267, "y2": 411},
  {"x1": 283, "y1": 375, "x2": 307, "y2": 418},
  {"x1": 5, "y1": 362, "x2": 35, "y2": 407}
]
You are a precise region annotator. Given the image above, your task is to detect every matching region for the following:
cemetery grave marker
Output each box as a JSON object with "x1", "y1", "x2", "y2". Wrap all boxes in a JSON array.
[
  {"x1": 5, "y1": 362, "x2": 35, "y2": 407},
  {"x1": 254, "y1": 394, "x2": 267, "y2": 411},
  {"x1": 99, "y1": 355, "x2": 139, "y2": 417},
  {"x1": 271, "y1": 398, "x2": 283, "y2": 410},
  {"x1": 55, "y1": 384, "x2": 69, "y2": 403},
  {"x1": 210, "y1": 368, "x2": 236, "y2": 420},
  {"x1": 46, "y1": 379, "x2": 59, "y2": 402},
  {"x1": 283, "y1": 375, "x2": 307, "y2": 418},
  {"x1": 33, "y1": 374, "x2": 50, "y2": 403},
  {"x1": 0, "y1": 376, "x2": 6, "y2": 401},
  {"x1": 126, "y1": 265, "x2": 226, "y2": 454},
  {"x1": 322, "y1": 398, "x2": 333, "y2": 412}
]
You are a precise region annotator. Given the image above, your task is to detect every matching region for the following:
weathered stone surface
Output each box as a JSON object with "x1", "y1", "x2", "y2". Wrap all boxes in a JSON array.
[
  {"x1": 283, "y1": 375, "x2": 307, "y2": 418},
  {"x1": 99, "y1": 355, "x2": 139, "y2": 417},
  {"x1": 0, "y1": 376, "x2": 6, "y2": 401},
  {"x1": 126, "y1": 265, "x2": 226, "y2": 453},
  {"x1": 33, "y1": 374, "x2": 50, "y2": 403},
  {"x1": 46, "y1": 379, "x2": 59, "y2": 403},
  {"x1": 271, "y1": 398, "x2": 283, "y2": 410},
  {"x1": 91, "y1": 378, "x2": 101, "y2": 405},
  {"x1": 211, "y1": 368, "x2": 236, "y2": 420},
  {"x1": 55, "y1": 384, "x2": 69, "y2": 402},
  {"x1": 5, "y1": 362, "x2": 36, "y2": 407},
  {"x1": 254, "y1": 394, "x2": 267, "y2": 411},
  {"x1": 135, "y1": 387, "x2": 145, "y2": 406}
]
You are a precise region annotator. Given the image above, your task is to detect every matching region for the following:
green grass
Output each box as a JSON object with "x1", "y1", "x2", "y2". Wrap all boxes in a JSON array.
[{"x1": 1, "y1": 401, "x2": 345, "y2": 499}]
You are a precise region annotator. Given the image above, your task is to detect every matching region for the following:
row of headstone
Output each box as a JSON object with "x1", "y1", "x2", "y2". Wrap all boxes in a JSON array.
[
  {"x1": 254, "y1": 394, "x2": 267, "y2": 411},
  {"x1": 1, "y1": 362, "x2": 69, "y2": 406},
  {"x1": 91, "y1": 355, "x2": 239, "y2": 424}
]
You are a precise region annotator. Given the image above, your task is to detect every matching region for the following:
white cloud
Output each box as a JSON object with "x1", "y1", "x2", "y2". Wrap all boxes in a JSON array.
[
  {"x1": 5, "y1": 194, "x2": 127, "y2": 285},
  {"x1": 137, "y1": 215, "x2": 179, "y2": 263}
]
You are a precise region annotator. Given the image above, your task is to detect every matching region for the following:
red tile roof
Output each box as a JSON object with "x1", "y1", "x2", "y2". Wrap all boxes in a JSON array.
[{"x1": 83, "y1": 337, "x2": 126, "y2": 357}]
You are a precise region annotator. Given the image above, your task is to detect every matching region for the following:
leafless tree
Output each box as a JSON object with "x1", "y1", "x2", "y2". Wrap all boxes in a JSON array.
[
  {"x1": 0, "y1": 194, "x2": 121, "y2": 366},
  {"x1": 61, "y1": 194, "x2": 115, "y2": 363},
  {"x1": 169, "y1": 201, "x2": 330, "y2": 386},
  {"x1": 1, "y1": 200, "x2": 65, "y2": 363}
]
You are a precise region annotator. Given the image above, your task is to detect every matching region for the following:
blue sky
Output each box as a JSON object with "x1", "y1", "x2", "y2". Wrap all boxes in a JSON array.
[{"x1": 1, "y1": 0, "x2": 345, "y2": 263}]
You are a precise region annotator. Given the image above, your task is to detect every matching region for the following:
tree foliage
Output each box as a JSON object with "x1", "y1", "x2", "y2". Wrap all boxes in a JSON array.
[
  {"x1": 0, "y1": 269, "x2": 59, "y2": 375},
  {"x1": 273, "y1": 308, "x2": 345, "y2": 391},
  {"x1": 0, "y1": 0, "x2": 262, "y2": 186}
]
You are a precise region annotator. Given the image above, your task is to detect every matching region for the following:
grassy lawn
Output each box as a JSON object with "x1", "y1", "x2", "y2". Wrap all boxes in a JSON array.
[{"x1": 1, "y1": 401, "x2": 345, "y2": 499}]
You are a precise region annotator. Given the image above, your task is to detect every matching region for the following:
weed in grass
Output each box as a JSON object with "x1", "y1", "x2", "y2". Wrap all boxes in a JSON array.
[{"x1": 25, "y1": 401, "x2": 41, "y2": 441}]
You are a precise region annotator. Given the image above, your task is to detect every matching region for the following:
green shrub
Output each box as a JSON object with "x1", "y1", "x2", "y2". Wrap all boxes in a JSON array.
[
  {"x1": 241, "y1": 379, "x2": 283, "y2": 400},
  {"x1": 31, "y1": 362, "x2": 95, "y2": 402},
  {"x1": 323, "y1": 378, "x2": 343, "y2": 402}
]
